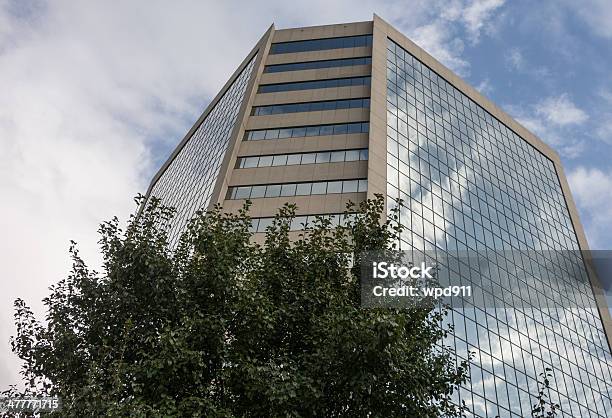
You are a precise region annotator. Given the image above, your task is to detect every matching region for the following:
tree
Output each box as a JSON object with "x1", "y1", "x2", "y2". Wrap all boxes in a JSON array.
[
  {"x1": 6, "y1": 195, "x2": 470, "y2": 417},
  {"x1": 531, "y1": 367, "x2": 560, "y2": 418}
]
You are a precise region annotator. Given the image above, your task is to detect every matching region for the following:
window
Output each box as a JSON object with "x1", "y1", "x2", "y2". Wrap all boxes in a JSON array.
[
  {"x1": 337, "y1": 100, "x2": 350, "y2": 109},
  {"x1": 281, "y1": 183, "x2": 297, "y2": 196},
  {"x1": 235, "y1": 186, "x2": 250, "y2": 199},
  {"x1": 345, "y1": 150, "x2": 360, "y2": 161},
  {"x1": 235, "y1": 149, "x2": 368, "y2": 168},
  {"x1": 265, "y1": 184, "x2": 281, "y2": 197},
  {"x1": 330, "y1": 151, "x2": 345, "y2": 162},
  {"x1": 349, "y1": 98, "x2": 362, "y2": 108},
  {"x1": 327, "y1": 181, "x2": 343, "y2": 194},
  {"x1": 250, "y1": 213, "x2": 359, "y2": 232},
  {"x1": 306, "y1": 126, "x2": 321, "y2": 137},
  {"x1": 245, "y1": 122, "x2": 369, "y2": 141},
  {"x1": 258, "y1": 76, "x2": 371, "y2": 93},
  {"x1": 296, "y1": 183, "x2": 312, "y2": 195},
  {"x1": 385, "y1": 37, "x2": 612, "y2": 416},
  {"x1": 320, "y1": 125, "x2": 334, "y2": 136},
  {"x1": 259, "y1": 156, "x2": 273, "y2": 167},
  {"x1": 286, "y1": 154, "x2": 301, "y2": 165},
  {"x1": 269, "y1": 35, "x2": 372, "y2": 54},
  {"x1": 252, "y1": 98, "x2": 371, "y2": 115},
  {"x1": 278, "y1": 128, "x2": 293, "y2": 139},
  {"x1": 264, "y1": 57, "x2": 372, "y2": 73},
  {"x1": 251, "y1": 130, "x2": 266, "y2": 140},
  {"x1": 358, "y1": 179, "x2": 368, "y2": 192},
  {"x1": 311, "y1": 182, "x2": 327, "y2": 195},
  {"x1": 333, "y1": 124, "x2": 348, "y2": 134},
  {"x1": 272, "y1": 155, "x2": 288, "y2": 166},
  {"x1": 226, "y1": 179, "x2": 367, "y2": 200},
  {"x1": 243, "y1": 157, "x2": 258, "y2": 168},
  {"x1": 347, "y1": 123, "x2": 362, "y2": 134},
  {"x1": 300, "y1": 153, "x2": 316, "y2": 164},
  {"x1": 315, "y1": 152, "x2": 331, "y2": 163},
  {"x1": 292, "y1": 127, "x2": 307, "y2": 137},
  {"x1": 250, "y1": 185, "x2": 266, "y2": 198},
  {"x1": 343, "y1": 180, "x2": 358, "y2": 193},
  {"x1": 149, "y1": 55, "x2": 257, "y2": 245}
]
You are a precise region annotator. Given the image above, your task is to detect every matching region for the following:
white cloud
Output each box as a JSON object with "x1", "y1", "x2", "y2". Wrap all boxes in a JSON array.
[
  {"x1": 506, "y1": 48, "x2": 524, "y2": 70},
  {"x1": 409, "y1": 22, "x2": 469, "y2": 75},
  {"x1": 504, "y1": 47, "x2": 552, "y2": 80},
  {"x1": 599, "y1": 89, "x2": 612, "y2": 105},
  {"x1": 391, "y1": 0, "x2": 506, "y2": 76},
  {"x1": 506, "y1": 100, "x2": 586, "y2": 159},
  {"x1": 568, "y1": 167, "x2": 612, "y2": 248},
  {"x1": 535, "y1": 94, "x2": 588, "y2": 126},
  {"x1": 562, "y1": 0, "x2": 612, "y2": 39},
  {"x1": 595, "y1": 120, "x2": 612, "y2": 144},
  {"x1": 594, "y1": 91, "x2": 612, "y2": 144},
  {"x1": 475, "y1": 78, "x2": 493, "y2": 95},
  {"x1": 461, "y1": 0, "x2": 505, "y2": 42}
]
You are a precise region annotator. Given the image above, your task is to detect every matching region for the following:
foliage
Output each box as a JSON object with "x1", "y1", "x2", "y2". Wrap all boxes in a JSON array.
[
  {"x1": 6, "y1": 194, "x2": 469, "y2": 417},
  {"x1": 531, "y1": 367, "x2": 560, "y2": 418}
]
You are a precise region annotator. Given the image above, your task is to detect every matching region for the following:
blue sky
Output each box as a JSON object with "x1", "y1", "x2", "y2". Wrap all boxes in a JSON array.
[{"x1": 1, "y1": 0, "x2": 611, "y2": 388}]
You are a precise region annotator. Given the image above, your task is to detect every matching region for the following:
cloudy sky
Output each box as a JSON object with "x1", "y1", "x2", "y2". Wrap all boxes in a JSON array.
[{"x1": 1, "y1": 0, "x2": 611, "y2": 388}]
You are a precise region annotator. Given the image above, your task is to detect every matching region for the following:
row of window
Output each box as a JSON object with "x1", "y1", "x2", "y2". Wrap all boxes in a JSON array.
[
  {"x1": 263, "y1": 57, "x2": 372, "y2": 73},
  {"x1": 236, "y1": 148, "x2": 368, "y2": 168},
  {"x1": 226, "y1": 179, "x2": 368, "y2": 200},
  {"x1": 252, "y1": 98, "x2": 370, "y2": 116},
  {"x1": 258, "y1": 76, "x2": 371, "y2": 93},
  {"x1": 149, "y1": 55, "x2": 258, "y2": 245},
  {"x1": 244, "y1": 122, "x2": 369, "y2": 141},
  {"x1": 386, "y1": 38, "x2": 611, "y2": 415},
  {"x1": 269, "y1": 35, "x2": 373, "y2": 54},
  {"x1": 249, "y1": 213, "x2": 358, "y2": 233}
]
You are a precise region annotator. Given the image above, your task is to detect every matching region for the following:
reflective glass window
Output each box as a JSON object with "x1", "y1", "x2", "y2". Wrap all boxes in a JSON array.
[
  {"x1": 311, "y1": 182, "x2": 327, "y2": 195},
  {"x1": 327, "y1": 181, "x2": 343, "y2": 194},
  {"x1": 385, "y1": 37, "x2": 612, "y2": 416},
  {"x1": 269, "y1": 35, "x2": 372, "y2": 54},
  {"x1": 315, "y1": 152, "x2": 331, "y2": 163},
  {"x1": 250, "y1": 185, "x2": 266, "y2": 198},
  {"x1": 330, "y1": 151, "x2": 345, "y2": 162},
  {"x1": 296, "y1": 183, "x2": 312, "y2": 195},
  {"x1": 272, "y1": 155, "x2": 288, "y2": 166},
  {"x1": 265, "y1": 184, "x2": 281, "y2": 197},
  {"x1": 301, "y1": 153, "x2": 316, "y2": 164},
  {"x1": 258, "y1": 76, "x2": 371, "y2": 93},
  {"x1": 280, "y1": 183, "x2": 297, "y2": 197},
  {"x1": 286, "y1": 154, "x2": 302, "y2": 165},
  {"x1": 264, "y1": 56, "x2": 372, "y2": 73},
  {"x1": 343, "y1": 180, "x2": 358, "y2": 193}
]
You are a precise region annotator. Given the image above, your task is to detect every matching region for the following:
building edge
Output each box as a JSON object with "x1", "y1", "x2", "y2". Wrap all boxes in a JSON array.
[
  {"x1": 140, "y1": 24, "x2": 275, "y2": 211},
  {"x1": 207, "y1": 25, "x2": 276, "y2": 209}
]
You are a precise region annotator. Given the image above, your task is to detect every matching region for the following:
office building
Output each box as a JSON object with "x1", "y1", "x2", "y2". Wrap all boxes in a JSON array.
[{"x1": 144, "y1": 15, "x2": 612, "y2": 417}]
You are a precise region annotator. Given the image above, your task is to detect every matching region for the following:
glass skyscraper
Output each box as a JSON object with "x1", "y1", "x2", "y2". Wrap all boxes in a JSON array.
[{"x1": 144, "y1": 15, "x2": 611, "y2": 417}]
